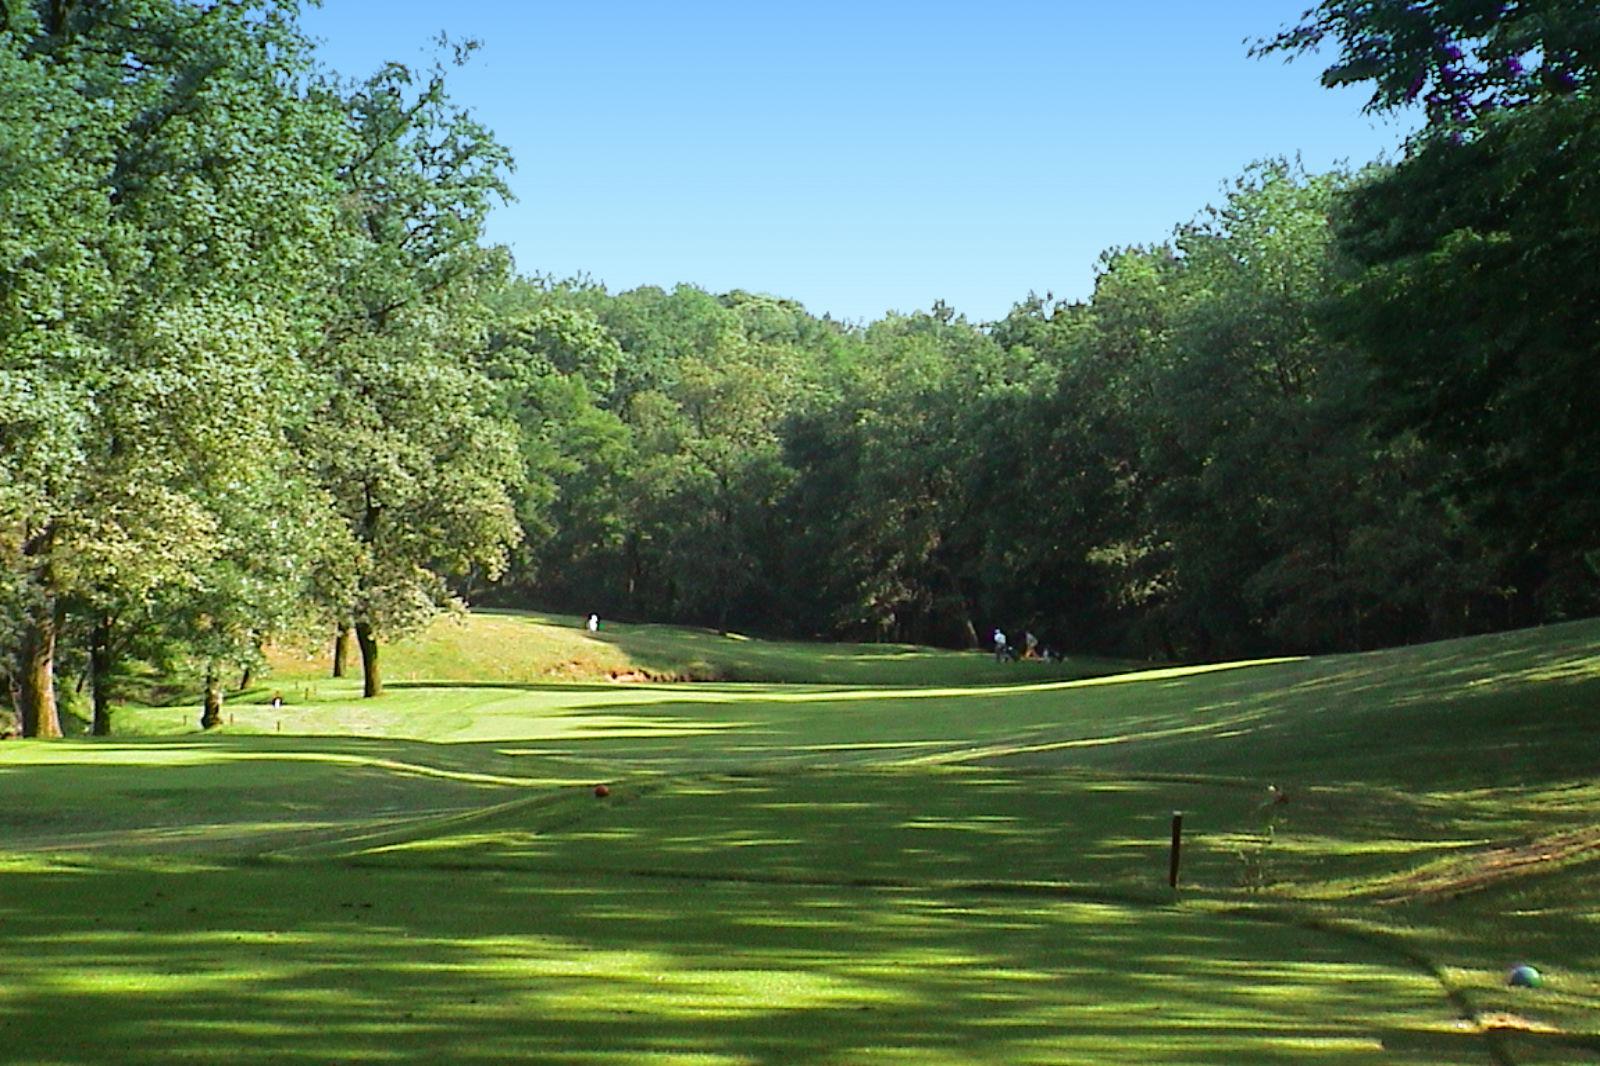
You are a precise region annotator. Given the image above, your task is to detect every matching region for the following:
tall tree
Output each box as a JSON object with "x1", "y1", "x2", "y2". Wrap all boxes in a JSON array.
[
  {"x1": 1261, "y1": 0, "x2": 1600, "y2": 621},
  {"x1": 1, "y1": 1, "x2": 345, "y2": 735},
  {"x1": 306, "y1": 49, "x2": 521, "y2": 698}
]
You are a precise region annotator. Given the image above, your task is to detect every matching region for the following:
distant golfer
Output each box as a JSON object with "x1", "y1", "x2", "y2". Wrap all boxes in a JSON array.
[
  {"x1": 586, "y1": 613, "x2": 599, "y2": 633},
  {"x1": 992, "y1": 628, "x2": 1007, "y2": 662}
]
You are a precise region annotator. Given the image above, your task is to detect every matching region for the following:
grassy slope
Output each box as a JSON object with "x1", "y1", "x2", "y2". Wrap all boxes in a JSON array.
[
  {"x1": 2, "y1": 613, "x2": 1598, "y2": 1063},
  {"x1": 263, "y1": 608, "x2": 1135, "y2": 688}
]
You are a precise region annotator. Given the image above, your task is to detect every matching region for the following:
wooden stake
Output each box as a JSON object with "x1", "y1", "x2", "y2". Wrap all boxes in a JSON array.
[{"x1": 1168, "y1": 811, "x2": 1184, "y2": 888}]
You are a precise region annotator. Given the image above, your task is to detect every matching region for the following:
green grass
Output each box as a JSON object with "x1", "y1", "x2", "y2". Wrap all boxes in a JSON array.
[
  {"x1": 0, "y1": 864, "x2": 1479, "y2": 1065},
  {"x1": 3, "y1": 612, "x2": 1599, "y2": 1063},
  {"x1": 265, "y1": 608, "x2": 1135, "y2": 687}
]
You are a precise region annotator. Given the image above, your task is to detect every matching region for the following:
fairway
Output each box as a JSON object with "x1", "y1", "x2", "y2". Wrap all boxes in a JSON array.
[
  {"x1": 9, "y1": 3, "x2": 1599, "y2": 1061},
  {"x1": 1, "y1": 866, "x2": 1468, "y2": 1065},
  {"x1": 3, "y1": 614, "x2": 1599, "y2": 1063}
]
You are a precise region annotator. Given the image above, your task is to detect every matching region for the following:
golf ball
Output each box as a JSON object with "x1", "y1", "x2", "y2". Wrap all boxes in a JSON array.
[{"x1": 1508, "y1": 964, "x2": 1541, "y2": 988}]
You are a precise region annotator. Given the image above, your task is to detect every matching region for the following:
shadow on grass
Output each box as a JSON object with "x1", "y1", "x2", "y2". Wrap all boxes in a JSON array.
[
  {"x1": 6, "y1": 621, "x2": 1599, "y2": 1062},
  {"x1": 344, "y1": 770, "x2": 1273, "y2": 893},
  {"x1": 929, "y1": 618, "x2": 1600, "y2": 792},
  {"x1": 0, "y1": 859, "x2": 1491, "y2": 1065},
  {"x1": 571, "y1": 616, "x2": 1137, "y2": 687}
]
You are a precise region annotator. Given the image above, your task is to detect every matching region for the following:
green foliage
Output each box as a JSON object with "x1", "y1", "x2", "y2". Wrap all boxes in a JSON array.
[
  {"x1": 299, "y1": 46, "x2": 522, "y2": 696},
  {"x1": 1, "y1": 0, "x2": 349, "y2": 733},
  {"x1": 791, "y1": 309, "x2": 1007, "y2": 643},
  {"x1": 4, "y1": 0, "x2": 1594, "y2": 733},
  {"x1": 478, "y1": 145, "x2": 1589, "y2": 658},
  {"x1": 1255, "y1": 0, "x2": 1598, "y2": 130},
  {"x1": 977, "y1": 168, "x2": 1387, "y2": 656},
  {"x1": 1, "y1": 3, "x2": 528, "y2": 722},
  {"x1": 1262, "y1": 1, "x2": 1600, "y2": 622},
  {"x1": 1332, "y1": 95, "x2": 1600, "y2": 614}
]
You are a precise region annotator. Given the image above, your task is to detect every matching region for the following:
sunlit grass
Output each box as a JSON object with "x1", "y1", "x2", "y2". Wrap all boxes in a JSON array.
[
  {"x1": 261, "y1": 608, "x2": 1136, "y2": 689},
  {"x1": 0, "y1": 864, "x2": 1486, "y2": 1065},
  {"x1": 3, "y1": 615, "x2": 1600, "y2": 1060}
]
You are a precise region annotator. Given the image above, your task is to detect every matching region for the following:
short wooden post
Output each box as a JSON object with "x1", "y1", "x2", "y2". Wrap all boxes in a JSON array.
[{"x1": 1168, "y1": 811, "x2": 1184, "y2": 888}]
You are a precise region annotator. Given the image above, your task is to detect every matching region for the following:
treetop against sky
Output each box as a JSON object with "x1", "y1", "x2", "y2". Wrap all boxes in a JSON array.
[{"x1": 300, "y1": 0, "x2": 1419, "y2": 322}]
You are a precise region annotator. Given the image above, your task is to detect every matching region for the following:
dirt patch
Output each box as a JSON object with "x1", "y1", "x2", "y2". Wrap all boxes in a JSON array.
[
  {"x1": 1477, "y1": 1012, "x2": 1561, "y2": 1034},
  {"x1": 1372, "y1": 825, "x2": 1600, "y2": 902}
]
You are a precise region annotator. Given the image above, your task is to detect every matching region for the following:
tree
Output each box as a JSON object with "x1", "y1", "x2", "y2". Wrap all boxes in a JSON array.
[
  {"x1": 1337, "y1": 102, "x2": 1600, "y2": 619},
  {"x1": 1141, "y1": 165, "x2": 1357, "y2": 654},
  {"x1": 1262, "y1": 0, "x2": 1600, "y2": 622},
  {"x1": 964, "y1": 303, "x2": 1133, "y2": 655},
  {"x1": 68, "y1": 304, "x2": 336, "y2": 733},
  {"x1": 1, "y1": 1, "x2": 346, "y2": 735},
  {"x1": 978, "y1": 163, "x2": 1507, "y2": 658},
  {"x1": 780, "y1": 309, "x2": 1006, "y2": 645},
  {"x1": 491, "y1": 284, "x2": 833, "y2": 631},
  {"x1": 478, "y1": 292, "x2": 635, "y2": 606},
  {"x1": 1254, "y1": 0, "x2": 1597, "y2": 129},
  {"x1": 305, "y1": 50, "x2": 521, "y2": 697},
  {"x1": 309, "y1": 336, "x2": 521, "y2": 698}
]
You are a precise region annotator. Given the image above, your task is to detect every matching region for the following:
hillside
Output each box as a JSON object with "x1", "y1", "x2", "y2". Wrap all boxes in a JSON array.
[{"x1": 263, "y1": 608, "x2": 1137, "y2": 689}]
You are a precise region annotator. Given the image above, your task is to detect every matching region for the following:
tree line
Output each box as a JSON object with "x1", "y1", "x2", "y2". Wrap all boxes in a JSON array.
[{"x1": 3, "y1": 0, "x2": 1595, "y2": 736}]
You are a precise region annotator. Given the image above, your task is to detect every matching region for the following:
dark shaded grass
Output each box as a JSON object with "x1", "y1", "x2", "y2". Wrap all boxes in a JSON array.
[{"x1": 0, "y1": 862, "x2": 1479, "y2": 1065}]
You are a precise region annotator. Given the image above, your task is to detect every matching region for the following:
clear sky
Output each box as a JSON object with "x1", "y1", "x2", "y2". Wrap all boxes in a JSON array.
[{"x1": 299, "y1": 1, "x2": 1416, "y2": 324}]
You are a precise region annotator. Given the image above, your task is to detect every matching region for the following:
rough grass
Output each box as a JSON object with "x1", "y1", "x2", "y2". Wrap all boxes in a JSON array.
[{"x1": 4, "y1": 613, "x2": 1599, "y2": 1063}]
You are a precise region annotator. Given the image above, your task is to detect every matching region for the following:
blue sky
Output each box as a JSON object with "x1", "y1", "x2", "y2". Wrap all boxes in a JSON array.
[{"x1": 300, "y1": 1, "x2": 1416, "y2": 323}]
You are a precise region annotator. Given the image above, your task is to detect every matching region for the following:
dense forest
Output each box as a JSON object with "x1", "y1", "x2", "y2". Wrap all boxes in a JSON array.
[{"x1": 3, "y1": 0, "x2": 1597, "y2": 736}]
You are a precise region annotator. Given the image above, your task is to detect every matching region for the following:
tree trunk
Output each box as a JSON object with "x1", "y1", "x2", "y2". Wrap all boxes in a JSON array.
[
  {"x1": 715, "y1": 491, "x2": 735, "y2": 632},
  {"x1": 16, "y1": 520, "x2": 62, "y2": 739},
  {"x1": 201, "y1": 669, "x2": 223, "y2": 729},
  {"x1": 90, "y1": 615, "x2": 113, "y2": 737},
  {"x1": 354, "y1": 620, "x2": 382, "y2": 698},
  {"x1": 1156, "y1": 616, "x2": 1179, "y2": 663},
  {"x1": 625, "y1": 535, "x2": 639, "y2": 606},
  {"x1": 332, "y1": 624, "x2": 351, "y2": 678},
  {"x1": 18, "y1": 603, "x2": 63, "y2": 738}
]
